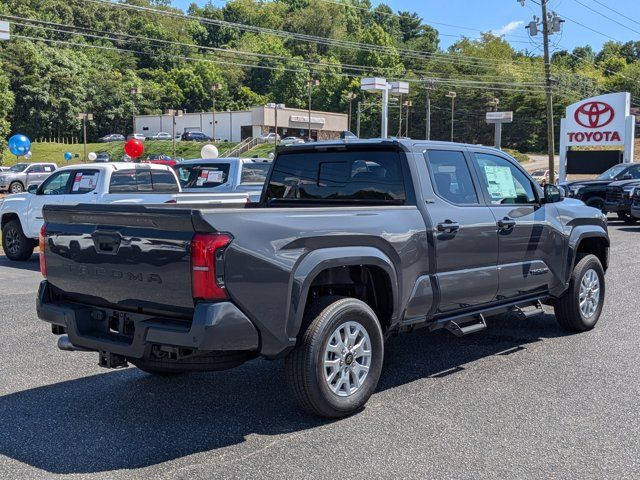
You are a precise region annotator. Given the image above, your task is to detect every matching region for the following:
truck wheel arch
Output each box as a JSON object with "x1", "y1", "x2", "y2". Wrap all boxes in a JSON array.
[
  {"x1": 1, "y1": 212, "x2": 20, "y2": 230},
  {"x1": 286, "y1": 247, "x2": 399, "y2": 341},
  {"x1": 557, "y1": 228, "x2": 609, "y2": 296}
]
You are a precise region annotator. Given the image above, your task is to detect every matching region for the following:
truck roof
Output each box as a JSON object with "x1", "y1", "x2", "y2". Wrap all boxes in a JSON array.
[
  {"x1": 277, "y1": 138, "x2": 504, "y2": 154},
  {"x1": 56, "y1": 162, "x2": 173, "y2": 171},
  {"x1": 180, "y1": 157, "x2": 272, "y2": 165}
]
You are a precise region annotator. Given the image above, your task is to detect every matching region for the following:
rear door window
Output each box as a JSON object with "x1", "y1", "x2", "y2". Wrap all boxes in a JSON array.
[
  {"x1": 265, "y1": 150, "x2": 407, "y2": 204},
  {"x1": 69, "y1": 170, "x2": 100, "y2": 194},
  {"x1": 425, "y1": 150, "x2": 479, "y2": 205},
  {"x1": 109, "y1": 168, "x2": 179, "y2": 193},
  {"x1": 174, "y1": 163, "x2": 231, "y2": 188}
]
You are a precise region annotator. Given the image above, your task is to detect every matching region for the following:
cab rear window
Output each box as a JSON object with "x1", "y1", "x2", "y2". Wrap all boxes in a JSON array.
[
  {"x1": 109, "y1": 168, "x2": 179, "y2": 193},
  {"x1": 265, "y1": 150, "x2": 406, "y2": 205}
]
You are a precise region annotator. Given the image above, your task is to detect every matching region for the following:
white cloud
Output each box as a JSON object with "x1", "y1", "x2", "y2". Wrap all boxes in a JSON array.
[{"x1": 493, "y1": 20, "x2": 525, "y2": 36}]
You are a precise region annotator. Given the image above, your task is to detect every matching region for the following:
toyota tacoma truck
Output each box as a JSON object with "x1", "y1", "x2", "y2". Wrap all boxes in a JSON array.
[{"x1": 37, "y1": 140, "x2": 609, "y2": 418}]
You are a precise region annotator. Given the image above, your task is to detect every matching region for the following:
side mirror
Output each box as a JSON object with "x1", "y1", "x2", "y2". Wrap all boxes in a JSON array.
[
  {"x1": 543, "y1": 184, "x2": 564, "y2": 203},
  {"x1": 27, "y1": 184, "x2": 38, "y2": 194}
]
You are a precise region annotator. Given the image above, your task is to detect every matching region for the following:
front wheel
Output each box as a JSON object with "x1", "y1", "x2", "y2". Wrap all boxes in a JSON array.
[
  {"x1": 2, "y1": 219, "x2": 34, "y2": 261},
  {"x1": 585, "y1": 196, "x2": 605, "y2": 211},
  {"x1": 617, "y1": 211, "x2": 638, "y2": 224},
  {"x1": 554, "y1": 254, "x2": 605, "y2": 332},
  {"x1": 285, "y1": 297, "x2": 384, "y2": 418}
]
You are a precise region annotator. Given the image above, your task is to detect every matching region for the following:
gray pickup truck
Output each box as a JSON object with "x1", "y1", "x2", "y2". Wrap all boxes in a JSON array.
[{"x1": 37, "y1": 139, "x2": 609, "y2": 418}]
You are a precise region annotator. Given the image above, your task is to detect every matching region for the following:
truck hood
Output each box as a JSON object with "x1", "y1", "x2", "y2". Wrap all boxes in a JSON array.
[
  {"x1": 607, "y1": 179, "x2": 640, "y2": 188},
  {"x1": 0, "y1": 193, "x2": 32, "y2": 208},
  {"x1": 560, "y1": 180, "x2": 612, "y2": 188}
]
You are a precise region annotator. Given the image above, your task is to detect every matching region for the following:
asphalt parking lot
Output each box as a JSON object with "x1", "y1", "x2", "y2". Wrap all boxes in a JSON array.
[{"x1": 1, "y1": 221, "x2": 639, "y2": 479}]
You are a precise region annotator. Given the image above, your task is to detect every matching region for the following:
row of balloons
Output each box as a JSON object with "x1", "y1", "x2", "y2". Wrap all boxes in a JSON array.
[{"x1": 7, "y1": 134, "x2": 219, "y2": 161}]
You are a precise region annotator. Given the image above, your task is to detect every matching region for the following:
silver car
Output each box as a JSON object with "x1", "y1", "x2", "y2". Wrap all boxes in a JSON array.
[{"x1": 0, "y1": 163, "x2": 57, "y2": 193}]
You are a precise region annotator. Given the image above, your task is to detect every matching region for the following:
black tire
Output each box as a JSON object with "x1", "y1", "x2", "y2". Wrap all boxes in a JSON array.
[
  {"x1": 9, "y1": 182, "x2": 24, "y2": 194},
  {"x1": 285, "y1": 297, "x2": 384, "y2": 418},
  {"x1": 617, "y1": 211, "x2": 638, "y2": 224},
  {"x1": 554, "y1": 254, "x2": 605, "y2": 332},
  {"x1": 129, "y1": 350, "x2": 253, "y2": 376},
  {"x1": 585, "y1": 196, "x2": 605, "y2": 211},
  {"x1": 2, "y1": 219, "x2": 34, "y2": 261}
]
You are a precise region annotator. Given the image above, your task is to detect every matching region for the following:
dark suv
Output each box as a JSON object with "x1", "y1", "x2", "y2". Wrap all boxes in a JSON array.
[
  {"x1": 561, "y1": 163, "x2": 640, "y2": 213},
  {"x1": 181, "y1": 131, "x2": 212, "y2": 142}
]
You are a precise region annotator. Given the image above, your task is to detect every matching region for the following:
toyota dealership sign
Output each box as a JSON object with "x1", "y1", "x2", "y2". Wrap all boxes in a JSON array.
[{"x1": 559, "y1": 92, "x2": 635, "y2": 181}]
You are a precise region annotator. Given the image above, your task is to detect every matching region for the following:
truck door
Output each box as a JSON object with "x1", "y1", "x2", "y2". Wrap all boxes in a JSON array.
[
  {"x1": 62, "y1": 169, "x2": 101, "y2": 205},
  {"x1": 423, "y1": 149, "x2": 499, "y2": 313},
  {"x1": 26, "y1": 169, "x2": 74, "y2": 238},
  {"x1": 470, "y1": 151, "x2": 560, "y2": 300}
]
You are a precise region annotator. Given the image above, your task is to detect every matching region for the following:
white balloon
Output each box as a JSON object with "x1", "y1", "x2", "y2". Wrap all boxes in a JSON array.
[
  {"x1": 87, "y1": 152, "x2": 97, "y2": 161},
  {"x1": 200, "y1": 144, "x2": 219, "y2": 159},
  {"x1": 24, "y1": 151, "x2": 32, "y2": 160}
]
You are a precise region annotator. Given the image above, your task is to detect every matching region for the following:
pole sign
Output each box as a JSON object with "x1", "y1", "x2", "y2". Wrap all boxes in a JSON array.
[
  {"x1": 0, "y1": 21, "x2": 9, "y2": 41},
  {"x1": 486, "y1": 111, "x2": 513, "y2": 123},
  {"x1": 559, "y1": 92, "x2": 635, "y2": 182}
]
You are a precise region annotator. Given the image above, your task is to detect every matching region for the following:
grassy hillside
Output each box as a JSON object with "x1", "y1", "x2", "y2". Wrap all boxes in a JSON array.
[{"x1": 8, "y1": 141, "x2": 239, "y2": 166}]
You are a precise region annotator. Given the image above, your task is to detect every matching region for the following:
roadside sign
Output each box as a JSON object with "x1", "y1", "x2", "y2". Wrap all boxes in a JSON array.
[
  {"x1": 486, "y1": 111, "x2": 513, "y2": 123},
  {"x1": 0, "y1": 21, "x2": 9, "y2": 41}
]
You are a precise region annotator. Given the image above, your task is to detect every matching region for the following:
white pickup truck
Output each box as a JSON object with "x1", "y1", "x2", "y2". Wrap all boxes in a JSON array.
[{"x1": 0, "y1": 162, "x2": 247, "y2": 261}]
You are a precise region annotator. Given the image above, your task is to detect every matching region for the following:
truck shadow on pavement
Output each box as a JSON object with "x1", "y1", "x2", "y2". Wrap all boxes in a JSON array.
[
  {"x1": 0, "y1": 254, "x2": 41, "y2": 272},
  {"x1": 0, "y1": 311, "x2": 567, "y2": 474}
]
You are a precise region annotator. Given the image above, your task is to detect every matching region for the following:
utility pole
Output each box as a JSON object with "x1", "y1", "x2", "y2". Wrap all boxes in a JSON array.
[
  {"x1": 211, "y1": 83, "x2": 222, "y2": 142},
  {"x1": 346, "y1": 92, "x2": 356, "y2": 132},
  {"x1": 404, "y1": 101, "x2": 413, "y2": 138},
  {"x1": 356, "y1": 101, "x2": 361, "y2": 138},
  {"x1": 166, "y1": 109, "x2": 183, "y2": 159},
  {"x1": 521, "y1": 0, "x2": 564, "y2": 184},
  {"x1": 130, "y1": 87, "x2": 141, "y2": 135},
  {"x1": 489, "y1": 98, "x2": 500, "y2": 148},
  {"x1": 445, "y1": 91, "x2": 456, "y2": 142},
  {"x1": 423, "y1": 79, "x2": 436, "y2": 141},
  {"x1": 77, "y1": 113, "x2": 93, "y2": 162},
  {"x1": 307, "y1": 77, "x2": 319, "y2": 141}
]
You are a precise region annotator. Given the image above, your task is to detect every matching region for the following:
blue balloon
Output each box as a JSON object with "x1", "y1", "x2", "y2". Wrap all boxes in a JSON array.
[
  {"x1": 64, "y1": 152, "x2": 73, "y2": 161},
  {"x1": 8, "y1": 134, "x2": 31, "y2": 156}
]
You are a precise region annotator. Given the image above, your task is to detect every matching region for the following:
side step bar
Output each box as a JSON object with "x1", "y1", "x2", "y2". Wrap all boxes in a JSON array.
[{"x1": 445, "y1": 314, "x2": 487, "y2": 337}]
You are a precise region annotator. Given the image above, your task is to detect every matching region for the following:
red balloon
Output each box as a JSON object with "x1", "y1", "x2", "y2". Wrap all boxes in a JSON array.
[{"x1": 124, "y1": 139, "x2": 144, "y2": 159}]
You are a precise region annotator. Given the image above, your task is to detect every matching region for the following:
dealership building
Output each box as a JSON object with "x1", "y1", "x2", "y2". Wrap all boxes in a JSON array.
[{"x1": 134, "y1": 106, "x2": 349, "y2": 142}]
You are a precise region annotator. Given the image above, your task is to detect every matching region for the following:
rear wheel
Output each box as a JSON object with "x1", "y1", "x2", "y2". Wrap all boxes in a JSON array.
[
  {"x1": 2, "y1": 219, "x2": 34, "y2": 261},
  {"x1": 617, "y1": 211, "x2": 638, "y2": 223},
  {"x1": 554, "y1": 254, "x2": 605, "y2": 332},
  {"x1": 9, "y1": 182, "x2": 24, "y2": 194},
  {"x1": 285, "y1": 297, "x2": 384, "y2": 418}
]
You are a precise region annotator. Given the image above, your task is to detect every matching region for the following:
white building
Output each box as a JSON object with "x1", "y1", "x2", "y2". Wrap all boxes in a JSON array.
[{"x1": 135, "y1": 106, "x2": 349, "y2": 142}]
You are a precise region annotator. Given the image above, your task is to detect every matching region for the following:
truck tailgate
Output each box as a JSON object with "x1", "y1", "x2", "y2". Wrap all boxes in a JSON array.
[{"x1": 42, "y1": 204, "x2": 213, "y2": 316}]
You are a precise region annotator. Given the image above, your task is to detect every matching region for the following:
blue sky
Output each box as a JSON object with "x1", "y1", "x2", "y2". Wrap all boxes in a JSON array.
[{"x1": 172, "y1": 0, "x2": 640, "y2": 53}]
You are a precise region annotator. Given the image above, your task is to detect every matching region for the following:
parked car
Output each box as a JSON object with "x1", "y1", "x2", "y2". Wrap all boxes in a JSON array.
[
  {"x1": 144, "y1": 154, "x2": 178, "y2": 167},
  {"x1": 0, "y1": 162, "x2": 57, "y2": 194},
  {"x1": 127, "y1": 133, "x2": 146, "y2": 141},
  {"x1": 149, "y1": 132, "x2": 172, "y2": 141},
  {"x1": 0, "y1": 163, "x2": 248, "y2": 261},
  {"x1": 629, "y1": 188, "x2": 640, "y2": 220},
  {"x1": 530, "y1": 169, "x2": 557, "y2": 186},
  {"x1": 181, "y1": 131, "x2": 212, "y2": 142},
  {"x1": 37, "y1": 139, "x2": 609, "y2": 418},
  {"x1": 98, "y1": 134, "x2": 125, "y2": 143},
  {"x1": 603, "y1": 181, "x2": 640, "y2": 223},
  {"x1": 0, "y1": 166, "x2": 11, "y2": 172},
  {"x1": 174, "y1": 157, "x2": 272, "y2": 202},
  {"x1": 340, "y1": 131, "x2": 358, "y2": 140},
  {"x1": 95, "y1": 152, "x2": 111, "y2": 163},
  {"x1": 280, "y1": 136, "x2": 305, "y2": 145},
  {"x1": 559, "y1": 163, "x2": 640, "y2": 211},
  {"x1": 260, "y1": 132, "x2": 280, "y2": 142}
]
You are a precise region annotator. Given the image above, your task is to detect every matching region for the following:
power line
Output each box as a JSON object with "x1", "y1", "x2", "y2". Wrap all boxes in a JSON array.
[
  {"x1": 571, "y1": 0, "x2": 640, "y2": 36},
  {"x1": 588, "y1": 0, "x2": 640, "y2": 29}
]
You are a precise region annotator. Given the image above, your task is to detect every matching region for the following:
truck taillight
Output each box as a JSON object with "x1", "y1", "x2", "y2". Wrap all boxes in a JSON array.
[
  {"x1": 39, "y1": 223, "x2": 47, "y2": 278},
  {"x1": 191, "y1": 233, "x2": 232, "y2": 301}
]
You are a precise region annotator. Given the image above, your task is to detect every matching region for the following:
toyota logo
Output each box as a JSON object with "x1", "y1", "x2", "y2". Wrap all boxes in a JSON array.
[{"x1": 574, "y1": 101, "x2": 615, "y2": 129}]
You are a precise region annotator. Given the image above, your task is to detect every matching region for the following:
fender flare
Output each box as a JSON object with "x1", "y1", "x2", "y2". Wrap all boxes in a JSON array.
[
  {"x1": 285, "y1": 246, "x2": 399, "y2": 340},
  {"x1": 563, "y1": 226, "x2": 609, "y2": 284}
]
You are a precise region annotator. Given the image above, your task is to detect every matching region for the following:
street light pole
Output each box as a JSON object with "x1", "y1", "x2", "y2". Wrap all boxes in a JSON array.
[
  {"x1": 346, "y1": 92, "x2": 356, "y2": 133},
  {"x1": 166, "y1": 109, "x2": 183, "y2": 159},
  {"x1": 228, "y1": 109, "x2": 233, "y2": 142},
  {"x1": 211, "y1": 83, "x2": 222, "y2": 142},
  {"x1": 307, "y1": 78, "x2": 319, "y2": 141},
  {"x1": 130, "y1": 87, "x2": 141, "y2": 135},
  {"x1": 403, "y1": 101, "x2": 413, "y2": 138},
  {"x1": 445, "y1": 91, "x2": 456, "y2": 142},
  {"x1": 356, "y1": 101, "x2": 361, "y2": 138},
  {"x1": 77, "y1": 112, "x2": 93, "y2": 162}
]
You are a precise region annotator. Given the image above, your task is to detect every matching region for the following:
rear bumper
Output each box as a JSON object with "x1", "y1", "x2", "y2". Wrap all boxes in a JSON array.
[{"x1": 36, "y1": 281, "x2": 259, "y2": 358}]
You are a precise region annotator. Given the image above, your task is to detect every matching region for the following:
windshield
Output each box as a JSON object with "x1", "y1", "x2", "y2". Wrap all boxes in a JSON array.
[
  {"x1": 173, "y1": 163, "x2": 231, "y2": 188},
  {"x1": 9, "y1": 163, "x2": 29, "y2": 173},
  {"x1": 597, "y1": 164, "x2": 628, "y2": 180},
  {"x1": 241, "y1": 162, "x2": 271, "y2": 184}
]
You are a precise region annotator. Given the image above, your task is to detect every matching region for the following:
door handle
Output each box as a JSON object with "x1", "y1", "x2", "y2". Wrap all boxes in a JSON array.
[
  {"x1": 437, "y1": 220, "x2": 460, "y2": 233},
  {"x1": 497, "y1": 217, "x2": 516, "y2": 229}
]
